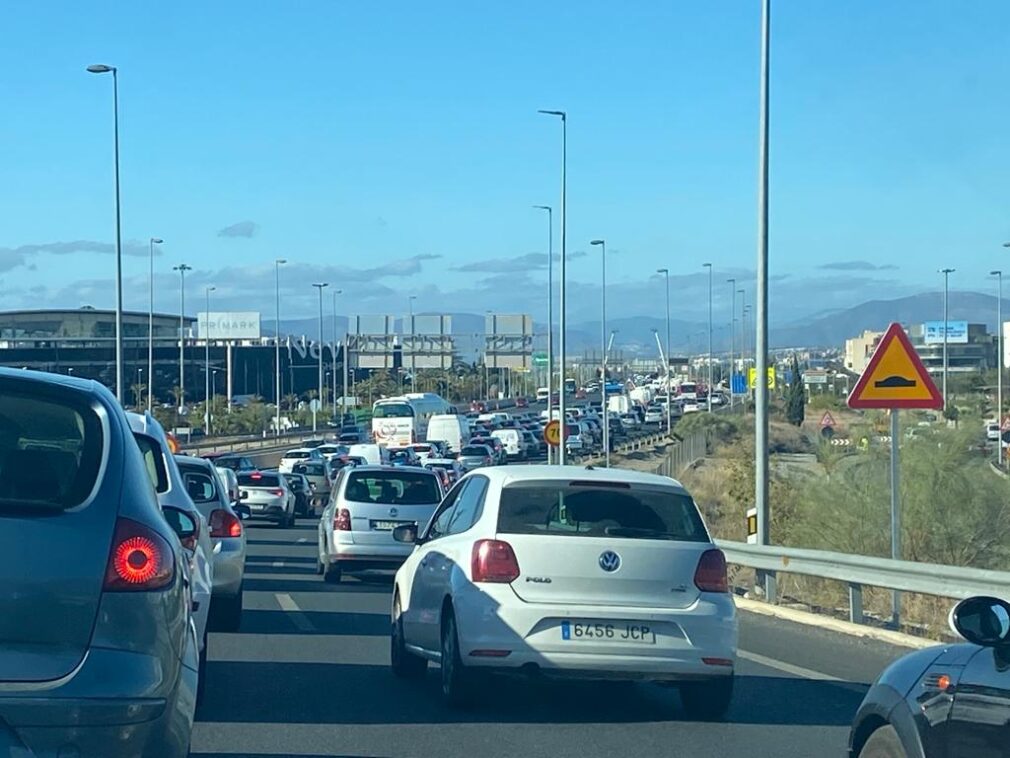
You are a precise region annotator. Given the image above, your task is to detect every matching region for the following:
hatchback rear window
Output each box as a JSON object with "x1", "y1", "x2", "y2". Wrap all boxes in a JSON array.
[
  {"x1": 0, "y1": 391, "x2": 103, "y2": 511},
  {"x1": 239, "y1": 473, "x2": 280, "y2": 487},
  {"x1": 294, "y1": 463, "x2": 325, "y2": 477},
  {"x1": 497, "y1": 481, "x2": 709, "y2": 543},
  {"x1": 285, "y1": 451, "x2": 311, "y2": 459},
  {"x1": 461, "y1": 446, "x2": 489, "y2": 456},
  {"x1": 345, "y1": 471, "x2": 440, "y2": 505}
]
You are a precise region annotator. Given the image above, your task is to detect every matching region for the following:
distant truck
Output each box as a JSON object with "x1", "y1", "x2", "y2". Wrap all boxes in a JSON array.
[
  {"x1": 629, "y1": 387, "x2": 653, "y2": 407},
  {"x1": 607, "y1": 395, "x2": 631, "y2": 415}
]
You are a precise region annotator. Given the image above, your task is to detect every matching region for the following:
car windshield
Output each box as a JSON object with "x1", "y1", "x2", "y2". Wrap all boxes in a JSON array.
[
  {"x1": 344, "y1": 471, "x2": 440, "y2": 505},
  {"x1": 461, "y1": 446, "x2": 488, "y2": 457},
  {"x1": 238, "y1": 473, "x2": 280, "y2": 488},
  {"x1": 497, "y1": 481, "x2": 709, "y2": 543},
  {"x1": 180, "y1": 469, "x2": 218, "y2": 503},
  {"x1": 294, "y1": 463, "x2": 325, "y2": 477},
  {"x1": 284, "y1": 451, "x2": 311, "y2": 460},
  {"x1": 372, "y1": 403, "x2": 413, "y2": 419}
]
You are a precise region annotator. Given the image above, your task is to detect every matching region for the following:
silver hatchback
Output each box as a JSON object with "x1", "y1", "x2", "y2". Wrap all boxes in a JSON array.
[
  {"x1": 237, "y1": 469, "x2": 296, "y2": 527},
  {"x1": 0, "y1": 368, "x2": 197, "y2": 757}
]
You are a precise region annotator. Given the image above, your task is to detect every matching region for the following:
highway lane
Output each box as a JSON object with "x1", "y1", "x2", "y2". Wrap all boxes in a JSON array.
[{"x1": 190, "y1": 521, "x2": 915, "y2": 758}]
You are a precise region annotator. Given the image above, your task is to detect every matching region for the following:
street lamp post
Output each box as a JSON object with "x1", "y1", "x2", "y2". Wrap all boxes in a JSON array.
[
  {"x1": 727, "y1": 278, "x2": 737, "y2": 409},
  {"x1": 312, "y1": 283, "x2": 329, "y2": 431},
  {"x1": 173, "y1": 264, "x2": 191, "y2": 415},
  {"x1": 534, "y1": 205, "x2": 554, "y2": 462},
  {"x1": 604, "y1": 329, "x2": 617, "y2": 467},
  {"x1": 657, "y1": 269, "x2": 672, "y2": 433},
  {"x1": 992, "y1": 268, "x2": 1003, "y2": 464},
  {"x1": 738, "y1": 289, "x2": 747, "y2": 369},
  {"x1": 940, "y1": 268, "x2": 955, "y2": 410},
  {"x1": 539, "y1": 108, "x2": 567, "y2": 465},
  {"x1": 87, "y1": 63, "x2": 125, "y2": 403},
  {"x1": 703, "y1": 263, "x2": 714, "y2": 412},
  {"x1": 204, "y1": 286, "x2": 216, "y2": 435},
  {"x1": 274, "y1": 259, "x2": 286, "y2": 436},
  {"x1": 147, "y1": 237, "x2": 163, "y2": 410},
  {"x1": 332, "y1": 289, "x2": 343, "y2": 420},
  {"x1": 408, "y1": 296, "x2": 417, "y2": 393},
  {"x1": 591, "y1": 239, "x2": 608, "y2": 463}
]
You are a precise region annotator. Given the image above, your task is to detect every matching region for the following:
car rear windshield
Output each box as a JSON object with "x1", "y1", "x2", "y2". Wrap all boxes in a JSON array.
[
  {"x1": 180, "y1": 469, "x2": 219, "y2": 503},
  {"x1": 294, "y1": 463, "x2": 325, "y2": 477},
  {"x1": 0, "y1": 391, "x2": 104, "y2": 511},
  {"x1": 461, "y1": 446, "x2": 488, "y2": 456},
  {"x1": 497, "y1": 481, "x2": 709, "y2": 543},
  {"x1": 283, "y1": 474, "x2": 305, "y2": 490},
  {"x1": 284, "y1": 451, "x2": 311, "y2": 460},
  {"x1": 372, "y1": 402, "x2": 413, "y2": 419},
  {"x1": 345, "y1": 470, "x2": 440, "y2": 505},
  {"x1": 238, "y1": 473, "x2": 280, "y2": 487}
]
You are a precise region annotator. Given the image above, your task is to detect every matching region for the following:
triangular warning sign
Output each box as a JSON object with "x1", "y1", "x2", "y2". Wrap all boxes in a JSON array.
[
  {"x1": 848, "y1": 323, "x2": 943, "y2": 410},
  {"x1": 820, "y1": 411, "x2": 836, "y2": 427}
]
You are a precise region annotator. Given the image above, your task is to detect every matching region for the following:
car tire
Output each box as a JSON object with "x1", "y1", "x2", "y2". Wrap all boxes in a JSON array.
[
  {"x1": 316, "y1": 550, "x2": 325, "y2": 575},
  {"x1": 323, "y1": 561, "x2": 342, "y2": 584},
  {"x1": 440, "y1": 607, "x2": 475, "y2": 707},
  {"x1": 212, "y1": 589, "x2": 243, "y2": 633},
  {"x1": 858, "y1": 725, "x2": 905, "y2": 758},
  {"x1": 391, "y1": 595, "x2": 427, "y2": 680},
  {"x1": 679, "y1": 676, "x2": 733, "y2": 721}
]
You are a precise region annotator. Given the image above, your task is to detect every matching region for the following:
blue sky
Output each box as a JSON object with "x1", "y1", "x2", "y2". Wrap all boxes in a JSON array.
[{"x1": 2, "y1": 1, "x2": 1010, "y2": 327}]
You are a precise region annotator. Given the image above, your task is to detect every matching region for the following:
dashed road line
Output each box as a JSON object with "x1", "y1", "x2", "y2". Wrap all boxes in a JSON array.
[
  {"x1": 275, "y1": 592, "x2": 316, "y2": 632},
  {"x1": 737, "y1": 649, "x2": 842, "y2": 682}
]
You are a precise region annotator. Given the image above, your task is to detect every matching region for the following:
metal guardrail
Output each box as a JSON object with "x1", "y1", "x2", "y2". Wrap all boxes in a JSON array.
[{"x1": 717, "y1": 540, "x2": 1010, "y2": 625}]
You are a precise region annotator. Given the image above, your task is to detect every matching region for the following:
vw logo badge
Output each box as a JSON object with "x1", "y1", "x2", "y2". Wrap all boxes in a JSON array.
[
  {"x1": 389, "y1": 507, "x2": 398, "y2": 518},
  {"x1": 598, "y1": 550, "x2": 621, "y2": 573}
]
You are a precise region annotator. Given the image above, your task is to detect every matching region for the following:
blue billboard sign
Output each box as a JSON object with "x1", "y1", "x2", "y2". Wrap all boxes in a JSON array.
[{"x1": 923, "y1": 320, "x2": 968, "y2": 345}]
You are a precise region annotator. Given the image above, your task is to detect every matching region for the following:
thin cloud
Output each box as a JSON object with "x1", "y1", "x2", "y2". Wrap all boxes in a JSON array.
[
  {"x1": 217, "y1": 221, "x2": 259, "y2": 238},
  {"x1": 0, "y1": 239, "x2": 150, "y2": 272},
  {"x1": 819, "y1": 260, "x2": 898, "y2": 272},
  {"x1": 454, "y1": 253, "x2": 546, "y2": 273}
]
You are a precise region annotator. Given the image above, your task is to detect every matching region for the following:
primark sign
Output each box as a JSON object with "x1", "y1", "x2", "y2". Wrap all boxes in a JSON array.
[{"x1": 197, "y1": 312, "x2": 261, "y2": 340}]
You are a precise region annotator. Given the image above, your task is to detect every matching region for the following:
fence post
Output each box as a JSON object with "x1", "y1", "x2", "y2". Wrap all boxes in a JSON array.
[{"x1": 849, "y1": 583, "x2": 864, "y2": 625}]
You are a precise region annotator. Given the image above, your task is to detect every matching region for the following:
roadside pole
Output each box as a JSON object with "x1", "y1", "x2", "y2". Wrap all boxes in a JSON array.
[{"x1": 889, "y1": 409, "x2": 900, "y2": 625}]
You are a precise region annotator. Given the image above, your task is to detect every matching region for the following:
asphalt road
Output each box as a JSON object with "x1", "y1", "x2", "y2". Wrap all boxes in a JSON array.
[{"x1": 190, "y1": 520, "x2": 915, "y2": 758}]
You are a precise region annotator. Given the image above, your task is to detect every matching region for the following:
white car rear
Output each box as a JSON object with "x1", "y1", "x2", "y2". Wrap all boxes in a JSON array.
[
  {"x1": 279, "y1": 448, "x2": 321, "y2": 473},
  {"x1": 390, "y1": 466, "x2": 737, "y2": 717}
]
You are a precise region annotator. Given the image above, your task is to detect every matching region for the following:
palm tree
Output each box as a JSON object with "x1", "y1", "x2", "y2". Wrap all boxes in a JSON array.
[{"x1": 131, "y1": 383, "x2": 146, "y2": 410}]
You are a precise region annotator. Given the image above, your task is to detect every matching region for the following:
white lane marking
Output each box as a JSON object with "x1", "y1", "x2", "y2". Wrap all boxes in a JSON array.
[
  {"x1": 737, "y1": 649, "x2": 842, "y2": 682},
  {"x1": 297, "y1": 537, "x2": 308, "y2": 543},
  {"x1": 272, "y1": 561, "x2": 284, "y2": 568},
  {"x1": 275, "y1": 593, "x2": 316, "y2": 633}
]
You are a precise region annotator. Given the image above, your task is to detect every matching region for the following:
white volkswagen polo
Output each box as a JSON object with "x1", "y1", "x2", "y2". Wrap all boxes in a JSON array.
[{"x1": 390, "y1": 465, "x2": 738, "y2": 718}]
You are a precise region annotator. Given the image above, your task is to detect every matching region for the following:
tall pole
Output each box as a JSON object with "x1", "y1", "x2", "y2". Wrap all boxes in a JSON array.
[
  {"x1": 312, "y1": 283, "x2": 329, "y2": 432},
  {"x1": 657, "y1": 268, "x2": 671, "y2": 433},
  {"x1": 993, "y1": 269, "x2": 1003, "y2": 465},
  {"x1": 408, "y1": 295, "x2": 417, "y2": 393},
  {"x1": 727, "y1": 278, "x2": 737, "y2": 409},
  {"x1": 755, "y1": 0, "x2": 771, "y2": 547},
  {"x1": 333, "y1": 289, "x2": 342, "y2": 420},
  {"x1": 87, "y1": 64, "x2": 124, "y2": 402},
  {"x1": 704, "y1": 262, "x2": 713, "y2": 412},
  {"x1": 204, "y1": 286, "x2": 215, "y2": 435},
  {"x1": 147, "y1": 237, "x2": 162, "y2": 410},
  {"x1": 890, "y1": 408, "x2": 900, "y2": 626},
  {"x1": 174, "y1": 264, "x2": 191, "y2": 414},
  {"x1": 274, "y1": 258, "x2": 286, "y2": 436},
  {"x1": 539, "y1": 109, "x2": 567, "y2": 465},
  {"x1": 604, "y1": 330, "x2": 616, "y2": 467},
  {"x1": 940, "y1": 268, "x2": 955, "y2": 410},
  {"x1": 738, "y1": 289, "x2": 747, "y2": 375},
  {"x1": 535, "y1": 205, "x2": 554, "y2": 462},
  {"x1": 592, "y1": 239, "x2": 607, "y2": 464}
]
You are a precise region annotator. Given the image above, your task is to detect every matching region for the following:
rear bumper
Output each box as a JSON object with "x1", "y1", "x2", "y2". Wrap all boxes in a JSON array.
[
  {"x1": 326, "y1": 533, "x2": 413, "y2": 567},
  {"x1": 451, "y1": 585, "x2": 738, "y2": 681},
  {"x1": 245, "y1": 500, "x2": 288, "y2": 520},
  {"x1": 0, "y1": 646, "x2": 196, "y2": 758},
  {"x1": 212, "y1": 538, "x2": 245, "y2": 597}
]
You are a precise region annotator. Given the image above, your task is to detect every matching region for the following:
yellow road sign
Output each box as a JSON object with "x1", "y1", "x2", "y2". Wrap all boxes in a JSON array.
[
  {"x1": 747, "y1": 367, "x2": 776, "y2": 389},
  {"x1": 544, "y1": 419, "x2": 561, "y2": 447},
  {"x1": 848, "y1": 322, "x2": 943, "y2": 409}
]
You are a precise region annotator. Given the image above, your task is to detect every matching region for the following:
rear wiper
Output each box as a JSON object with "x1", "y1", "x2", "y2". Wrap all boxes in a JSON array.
[{"x1": 603, "y1": 526, "x2": 677, "y2": 540}]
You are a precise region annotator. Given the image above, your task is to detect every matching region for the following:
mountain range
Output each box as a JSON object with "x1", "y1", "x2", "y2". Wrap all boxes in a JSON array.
[{"x1": 265, "y1": 291, "x2": 1007, "y2": 356}]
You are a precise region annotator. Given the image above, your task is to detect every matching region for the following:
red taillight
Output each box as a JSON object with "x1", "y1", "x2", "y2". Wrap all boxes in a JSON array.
[
  {"x1": 272, "y1": 489, "x2": 285, "y2": 497},
  {"x1": 209, "y1": 509, "x2": 243, "y2": 538},
  {"x1": 694, "y1": 549, "x2": 729, "y2": 593},
  {"x1": 334, "y1": 508, "x2": 351, "y2": 531},
  {"x1": 471, "y1": 539, "x2": 520, "y2": 583},
  {"x1": 104, "y1": 518, "x2": 175, "y2": 591}
]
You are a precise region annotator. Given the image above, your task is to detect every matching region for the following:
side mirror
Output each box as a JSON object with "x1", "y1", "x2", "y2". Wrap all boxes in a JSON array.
[
  {"x1": 392, "y1": 524, "x2": 419, "y2": 544},
  {"x1": 163, "y1": 506, "x2": 198, "y2": 549},
  {"x1": 951, "y1": 596, "x2": 1010, "y2": 647},
  {"x1": 233, "y1": 504, "x2": 251, "y2": 520},
  {"x1": 240, "y1": 491, "x2": 249, "y2": 500}
]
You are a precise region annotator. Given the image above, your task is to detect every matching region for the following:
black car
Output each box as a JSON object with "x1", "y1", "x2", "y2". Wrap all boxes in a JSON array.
[
  {"x1": 850, "y1": 595, "x2": 1010, "y2": 757},
  {"x1": 282, "y1": 472, "x2": 314, "y2": 517}
]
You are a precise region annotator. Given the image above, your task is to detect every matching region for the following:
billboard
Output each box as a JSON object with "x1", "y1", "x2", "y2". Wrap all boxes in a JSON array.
[
  {"x1": 923, "y1": 320, "x2": 968, "y2": 345},
  {"x1": 402, "y1": 314, "x2": 454, "y2": 371},
  {"x1": 349, "y1": 315, "x2": 396, "y2": 369},
  {"x1": 485, "y1": 314, "x2": 533, "y2": 370},
  {"x1": 196, "y1": 312, "x2": 261, "y2": 340}
]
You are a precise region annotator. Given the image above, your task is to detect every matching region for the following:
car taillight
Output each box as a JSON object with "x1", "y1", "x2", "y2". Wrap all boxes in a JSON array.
[
  {"x1": 471, "y1": 539, "x2": 520, "y2": 583},
  {"x1": 694, "y1": 549, "x2": 729, "y2": 593},
  {"x1": 209, "y1": 509, "x2": 243, "y2": 538},
  {"x1": 272, "y1": 489, "x2": 285, "y2": 497},
  {"x1": 334, "y1": 508, "x2": 351, "y2": 531},
  {"x1": 103, "y1": 518, "x2": 175, "y2": 591}
]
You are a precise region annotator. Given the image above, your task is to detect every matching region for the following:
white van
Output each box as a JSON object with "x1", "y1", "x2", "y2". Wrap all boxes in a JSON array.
[
  {"x1": 347, "y1": 444, "x2": 390, "y2": 466},
  {"x1": 492, "y1": 428, "x2": 525, "y2": 460},
  {"x1": 427, "y1": 414, "x2": 471, "y2": 454},
  {"x1": 536, "y1": 387, "x2": 550, "y2": 402}
]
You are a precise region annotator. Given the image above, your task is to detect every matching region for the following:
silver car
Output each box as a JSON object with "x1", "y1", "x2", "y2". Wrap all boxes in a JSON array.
[
  {"x1": 458, "y1": 444, "x2": 494, "y2": 472},
  {"x1": 0, "y1": 368, "x2": 197, "y2": 757},
  {"x1": 237, "y1": 469, "x2": 296, "y2": 526},
  {"x1": 176, "y1": 455, "x2": 247, "y2": 632},
  {"x1": 317, "y1": 465, "x2": 443, "y2": 583}
]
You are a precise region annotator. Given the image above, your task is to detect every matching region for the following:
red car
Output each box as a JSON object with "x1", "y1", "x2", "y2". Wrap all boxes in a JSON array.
[
  {"x1": 515, "y1": 396, "x2": 529, "y2": 408},
  {"x1": 470, "y1": 401, "x2": 487, "y2": 413}
]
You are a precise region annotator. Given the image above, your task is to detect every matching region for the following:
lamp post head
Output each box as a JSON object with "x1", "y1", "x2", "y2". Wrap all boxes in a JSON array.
[
  {"x1": 657, "y1": 268, "x2": 668, "y2": 275},
  {"x1": 207, "y1": 286, "x2": 216, "y2": 293},
  {"x1": 590, "y1": 239, "x2": 604, "y2": 247},
  {"x1": 312, "y1": 282, "x2": 329, "y2": 290},
  {"x1": 87, "y1": 64, "x2": 115, "y2": 74},
  {"x1": 150, "y1": 237, "x2": 163, "y2": 245},
  {"x1": 276, "y1": 258, "x2": 287, "y2": 265},
  {"x1": 538, "y1": 109, "x2": 566, "y2": 118},
  {"x1": 533, "y1": 205, "x2": 551, "y2": 211},
  {"x1": 991, "y1": 270, "x2": 1002, "y2": 277},
  {"x1": 703, "y1": 262, "x2": 712, "y2": 269},
  {"x1": 173, "y1": 264, "x2": 191, "y2": 273}
]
